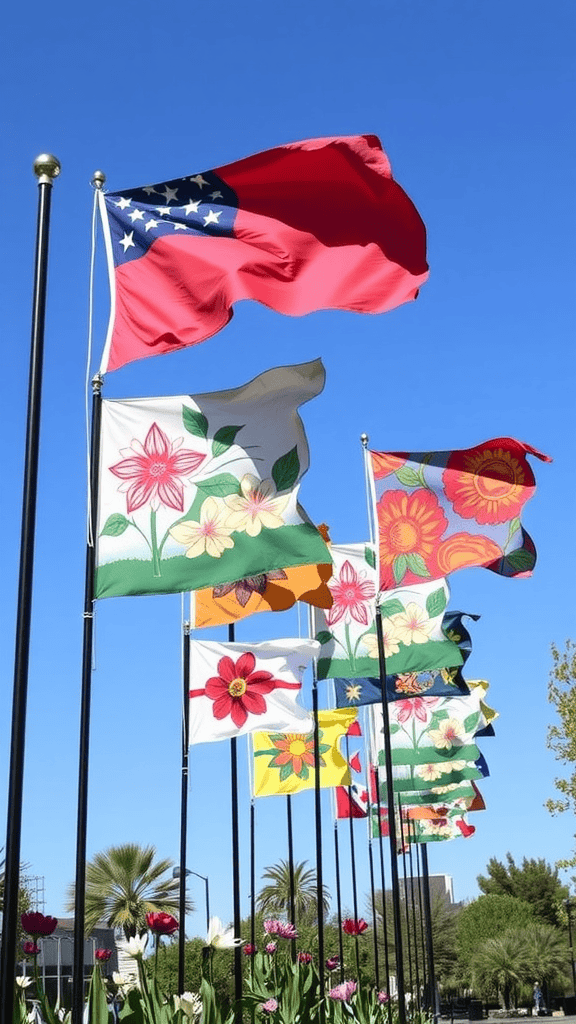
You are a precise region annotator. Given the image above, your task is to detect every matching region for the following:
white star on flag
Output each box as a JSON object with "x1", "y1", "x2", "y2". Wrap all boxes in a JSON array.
[
  {"x1": 203, "y1": 209, "x2": 222, "y2": 227},
  {"x1": 115, "y1": 197, "x2": 131, "y2": 209},
  {"x1": 190, "y1": 174, "x2": 209, "y2": 188},
  {"x1": 119, "y1": 232, "x2": 135, "y2": 252}
]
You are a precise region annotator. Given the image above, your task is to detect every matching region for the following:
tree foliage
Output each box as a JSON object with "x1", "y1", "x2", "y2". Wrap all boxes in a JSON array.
[
  {"x1": 477, "y1": 853, "x2": 568, "y2": 927},
  {"x1": 456, "y1": 894, "x2": 534, "y2": 974},
  {"x1": 256, "y1": 858, "x2": 330, "y2": 922},
  {"x1": 547, "y1": 640, "x2": 576, "y2": 817},
  {"x1": 66, "y1": 842, "x2": 193, "y2": 938}
]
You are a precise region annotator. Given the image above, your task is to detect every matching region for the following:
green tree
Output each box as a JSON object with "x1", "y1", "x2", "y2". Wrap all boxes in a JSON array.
[
  {"x1": 477, "y1": 853, "x2": 568, "y2": 927},
  {"x1": 256, "y1": 859, "x2": 330, "y2": 922},
  {"x1": 471, "y1": 931, "x2": 526, "y2": 1008},
  {"x1": 547, "y1": 641, "x2": 576, "y2": 817},
  {"x1": 456, "y1": 894, "x2": 534, "y2": 983},
  {"x1": 67, "y1": 842, "x2": 193, "y2": 938},
  {"x1": 521, "y1": 922, "x2": 570, "y2": 1000}
]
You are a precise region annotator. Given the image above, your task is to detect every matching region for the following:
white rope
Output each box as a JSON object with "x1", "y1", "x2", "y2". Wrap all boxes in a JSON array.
[{"x1": 85, "y1": 186, "x2": 99, "y2": 548}]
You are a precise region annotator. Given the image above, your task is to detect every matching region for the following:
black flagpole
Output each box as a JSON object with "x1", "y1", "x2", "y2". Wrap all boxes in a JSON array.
[
  {"x1": 0, "y1": 153, "x2": 60, "y2": 1024},
  {"x1": 362, "y1": 431, "x2": 406, "y2": 1022},
  {"x1": 72, "y1": 370, "x2": 103, "y2": 1024},
  {"x1": 229, "y1": 624, "x2": 243, "y2": 1018},
  {"x1": 368, "y1": 837, "x2": 380, "y2": 989},
  {"x1": 311, "y1": 664, "x2": 326, "y2": 1024},
  {"x1": 406, "y1": 819, "x2": 422, "y2": 1010},
  {"x1": 178, "y1": 618, "x2": 191, "y2": 995},
  {"x1": 250, "y1": 800, "x2": 256, "y2": 952},
  {"x1": 375, "y1": 606, "x2": 406, "y2": 1024},
  {"x1": 421, "y1": 843, "x2": 439, "y2": 1021},
  {"x1": 286, "y1": 795, "x2": 297, "y2": 961},
  {"x1": 345, "y1": 736, "x2": 360, "y2": 975},
  {"x1": 333, "y1": 820, "x2": 345, "y2": 981}
]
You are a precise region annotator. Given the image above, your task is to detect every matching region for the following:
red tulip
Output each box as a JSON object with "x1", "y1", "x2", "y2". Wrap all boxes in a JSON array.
[
  {"x1": 146, "y1": 912, "x2": 179, "y2": 935},
  {"x1": 95, "y1": 948, "x2": 112, "y2": 961},
  {"x1": 22, "y1": 941, "x2": 40, "y2": 956},
  {"x1": 21, "y1": 912, "x2": 58, "y2": 937},
  {"x1": 342, "y1": 917, "x2": 368, "y2": 935}
]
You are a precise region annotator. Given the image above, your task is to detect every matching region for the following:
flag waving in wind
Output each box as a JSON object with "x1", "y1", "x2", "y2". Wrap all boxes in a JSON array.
[
  {"x1": 95, "y1": 360, "x2": 330, "y2": 599},
  {"x1": 188, "y1": 638, "x2": 318, "y2": 745},
  {"x1": 99, "y1": 135, "x2": 429, "y2": 372},
  {"x1": 368, "y1": 439, "x2": 550, "y2": 590}
]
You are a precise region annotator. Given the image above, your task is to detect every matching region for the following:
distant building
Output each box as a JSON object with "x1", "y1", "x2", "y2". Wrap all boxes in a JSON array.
[
  {"x1": 399, "y1": 873, "x2": 464, "y2": 910},
  {"x1": 18, "y1": 918, "x2": 117, "y2": 1008}
]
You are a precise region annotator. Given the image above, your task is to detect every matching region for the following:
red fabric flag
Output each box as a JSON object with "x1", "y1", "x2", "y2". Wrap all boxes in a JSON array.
[
  {"x1": 349, "y1": 752, "x2": 362, "y2": 774},
  {"x1": 99, "y1": 135, "x2": 429, "y2": 372},
  {"x1": 335, "y1": 783, "x2": 369, "y2": 819}
]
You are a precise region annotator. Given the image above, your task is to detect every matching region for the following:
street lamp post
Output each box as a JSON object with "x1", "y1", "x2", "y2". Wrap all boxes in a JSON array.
[
  {"x1": 565, "y1": 899, "x2": 576, "y2": 997},
  {"x1": 173, "y1": 867, "x2": 211, "y2": 934}
]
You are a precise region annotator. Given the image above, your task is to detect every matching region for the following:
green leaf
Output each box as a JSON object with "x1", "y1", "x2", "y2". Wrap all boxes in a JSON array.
[
  {"x1": 182, "y1": 405, "x2": 209, "y2": 438},
  {"x1": 393, "y1": 554, "x2": 407, "y2": 584},
  {"x1": 405, "y1": 552, "x2": 430, "y2": 578},
  {"x1": 280, "y1": 762, "x2": 294, "y2": 782},
  {"x1": 315, "y1": 630, "x2": 333, "y2": 646},
  {"x1": 297, "y1": 762, "x2": 310, "y2": 781},
  {"x1": 195, "y1": 473, "x2": 240, "y2": 498},
  {"x1": 395, "y1": 465, "x2": 420, "y2": 487},
  {"x1": 429, "y1": 710, "x2": 450, "y2": 726},
  {"x1": 507, "y1": 515, "x2": 521, "y2": 540},
  {"x1": 464, "y1": 712, "x2": 480, "y2": 733},
  {"x1": 389, "y1": 723, "x2": 401, "y2": 734},
  {"x1": 426, "y1": 586, "x2": 447, "y2": 617},
  {"x1": 364, "y1": 545, "x2": 376, "y2": 568},
  {"x1": 100, "y1": 512, "x2": 130, "y2": 537},
  {"x1": 379, "y1": 598, "x2": 405, "y2": 619},
  {"x1": 211, "y1": 424, "x2": 244, "y2": 458},
  {"x1": 272, "y1": 446, "x2": 300, "y2": 492},
  {"x1": 505, "y1": 547, "x2": 536, "y2": 571}
]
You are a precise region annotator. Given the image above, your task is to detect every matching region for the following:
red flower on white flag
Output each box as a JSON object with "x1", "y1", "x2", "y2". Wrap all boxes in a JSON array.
[{"x1": 205, "y1": 652, "x2": 279, "y2": 728}]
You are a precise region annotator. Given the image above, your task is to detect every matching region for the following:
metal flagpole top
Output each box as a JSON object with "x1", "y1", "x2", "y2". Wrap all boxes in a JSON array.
[
  {"x1": 33, "y1": 154, "x2": 61, "y2": 184},
  {"x1": 91, "y1": 170, "x2": 106, "y2": 189}
]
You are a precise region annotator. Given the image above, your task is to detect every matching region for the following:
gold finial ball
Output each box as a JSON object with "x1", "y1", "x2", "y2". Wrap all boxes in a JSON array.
[{"x1": 33, "y1": 154, "x2": 61, "y2": 182}]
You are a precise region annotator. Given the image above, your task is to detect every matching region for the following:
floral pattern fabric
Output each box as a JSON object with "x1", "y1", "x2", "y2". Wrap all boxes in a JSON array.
[
  {"x1": 95, "y1": 360, "x2": 331, "y2": 598},
  {"x1": 252, "y1": 708, "x2": 358, "y2": 797},
  {"x1": 188, "y1": 639, "x2": 318, "y2": 744},
  {"x1": 314, "y1": 545, "x2": 464, "y2": 680},
  {"x1": 332, "y1": 609, "x2": 479, "y2": 707},
  {"x1": 368, "y1": 438, "x2": 550, "y2": 591}
]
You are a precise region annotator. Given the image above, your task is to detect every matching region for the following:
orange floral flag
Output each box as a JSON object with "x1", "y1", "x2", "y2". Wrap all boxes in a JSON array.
[
  {"x1": 191, "y1": 562, "x2": 333, "y2": 628},
  {"x1": 367, "y1": 438, "x2": 551, "y2": 591}
]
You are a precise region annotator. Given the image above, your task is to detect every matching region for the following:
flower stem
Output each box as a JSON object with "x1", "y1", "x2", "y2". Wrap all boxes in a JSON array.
[{"x1": 150, "y1": 508, "x2": 161, "y2": 577}]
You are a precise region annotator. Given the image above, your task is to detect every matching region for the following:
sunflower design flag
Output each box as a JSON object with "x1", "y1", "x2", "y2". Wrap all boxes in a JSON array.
[
  {"x1": 367, "y1": 438, "x2": 551, "y2": 592},
  {"x1": 190, "y1": 561, "x2": 333, "y2": 628},
  {"x1": 95, "y1": 359, "x2": 331, "y2": 599},
  {"x1": 252, "y1": 707, "x2": 357, "y2": 797},
  {"x1": 313, "y1": 544, "x2": 463, "y2": 679},
  {"x1": 188, "y1": 638, "x2": 318, "y2": 745}
]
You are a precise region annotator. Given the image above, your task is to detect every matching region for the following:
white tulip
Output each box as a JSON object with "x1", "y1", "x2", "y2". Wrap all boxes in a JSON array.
[
  {"x1": 205, "y1": 916, "x2": 242, "y2": 949},
  {"x1": 116, "y1": 932, "x2": 148, "y2": 958}
]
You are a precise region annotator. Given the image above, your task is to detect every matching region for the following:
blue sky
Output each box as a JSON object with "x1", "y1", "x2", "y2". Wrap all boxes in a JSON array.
[{"x1": 1, "y1": 0, "x2": 575, "y2": 940}]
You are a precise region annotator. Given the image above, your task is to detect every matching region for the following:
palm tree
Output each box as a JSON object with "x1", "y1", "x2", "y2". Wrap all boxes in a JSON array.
[
  {"x1": 256, "y1": 859, "x2": 330, "y2": 922},
  {"x1": 67, "y1": 842, "x2": 193, "y2": 938},
  {"x1": 521, "y1": 922, "x2": 570, "y2": 1005},
  {"x1": 471, "y1": 931, "x2": 526, "y2": 1008}
]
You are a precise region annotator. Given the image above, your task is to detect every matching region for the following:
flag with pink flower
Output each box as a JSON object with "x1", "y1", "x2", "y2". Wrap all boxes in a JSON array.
[
  {"x1": 95, "y1": 359, "x2": 331, "y2": 598},
  {"x1": 370, "y1": 688, "x2": 495, "y2": 766},
  {"x1": 367, "y1": 438, "x2": 551, "y2": 592},
  {"x1": 187, "y1": 638, "x2": 318, "y2": 744},
  {"x1": 313, "y1": 544, "x2": 463, "y2": 678}
]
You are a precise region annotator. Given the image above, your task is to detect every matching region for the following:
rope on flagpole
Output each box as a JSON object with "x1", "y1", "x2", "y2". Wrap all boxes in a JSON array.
[{"x1": 86, "y1": 172, "x2": 105, "y2": 549}]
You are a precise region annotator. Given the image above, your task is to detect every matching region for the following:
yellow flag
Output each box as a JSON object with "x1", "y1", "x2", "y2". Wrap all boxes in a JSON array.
[{"x1": 252, "y1": 708, "x2": 357, "y2": 797}]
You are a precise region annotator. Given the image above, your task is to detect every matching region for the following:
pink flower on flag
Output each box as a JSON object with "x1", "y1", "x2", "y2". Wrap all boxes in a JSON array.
[
  {"x1": 326, "y1": 560, "x2": 375, "y2": 627},
  {"x1": 109, "y1": 422, "x2": 205, "y2": 513},
  {"x1": 394, "y1": 696, "x2": 439, "y2": 724},
  {"x1": 205, "y1": 652, "x2": 279, "y2": 728}
]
